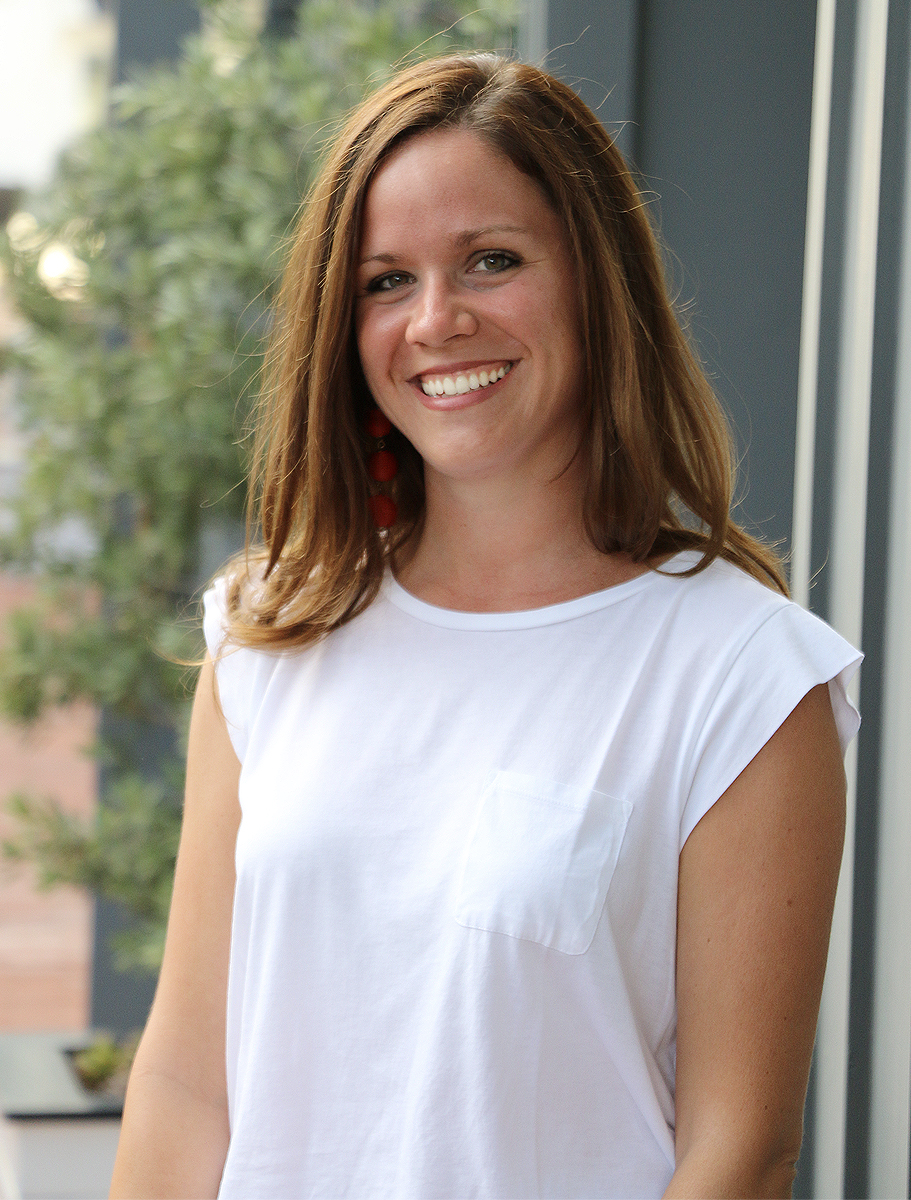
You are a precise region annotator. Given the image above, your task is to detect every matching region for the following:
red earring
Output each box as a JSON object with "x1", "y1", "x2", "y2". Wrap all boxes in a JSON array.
[{"x1": 365, "y1": 407, "x2": 398, "y2": 528}]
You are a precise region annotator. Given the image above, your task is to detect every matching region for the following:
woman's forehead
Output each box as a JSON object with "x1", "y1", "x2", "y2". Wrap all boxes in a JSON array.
[{"x1": 357, "y1": 129, "x2": 566, "y2": 258}]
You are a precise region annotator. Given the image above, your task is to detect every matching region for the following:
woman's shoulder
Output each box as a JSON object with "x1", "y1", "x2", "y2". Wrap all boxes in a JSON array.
[
  {"x1": 639, "y1": 550, "x2": 791, "y2": 645},
  {"x1": 201, "y1": 575, "x2": 286, "y2": 764},
  {"x1": 654, "y1": 549, "x2": 790, "y2": 608},
  {"x1": 645, "y1": 552, "x2": 860, "y2": 711},
  {"x1": 202, "y1": 574, "x2": 232, "y2": 657},
  {"x1": 652, "y1": 554, "x2": 862, "y2": 844}
]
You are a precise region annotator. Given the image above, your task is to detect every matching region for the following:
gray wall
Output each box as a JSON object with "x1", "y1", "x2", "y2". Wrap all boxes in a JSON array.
[
  {"x1": 635, "y1": 2, "x2": 816, "y2": 552},
  {"x1": 533, "y1": 0, "x2": 816, "y2": 554}
]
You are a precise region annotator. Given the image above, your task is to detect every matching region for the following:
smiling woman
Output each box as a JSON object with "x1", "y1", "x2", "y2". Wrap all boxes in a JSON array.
[{"x1": 110, "y1": 54, "x2": 861, "y2": 1200}]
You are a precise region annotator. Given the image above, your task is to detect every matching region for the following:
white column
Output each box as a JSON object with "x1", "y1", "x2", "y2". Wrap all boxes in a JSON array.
[
  {"x1": 813, "y1": 1, "x2": 889, "y2": 1197},
  {"x1": 868, "y1": 15, "x2": 911, "y2": 1189},
  {"x1": 519, "y1": 0, "x2": 549, "y2": 63},
  {"x1": 791, "y1": 0, "x2": 837, "y2": 608}
]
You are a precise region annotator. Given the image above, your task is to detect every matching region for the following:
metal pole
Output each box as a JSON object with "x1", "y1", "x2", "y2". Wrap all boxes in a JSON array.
[{"x1": 814, "y1": 1, "x2": 889, "y2": 1195}]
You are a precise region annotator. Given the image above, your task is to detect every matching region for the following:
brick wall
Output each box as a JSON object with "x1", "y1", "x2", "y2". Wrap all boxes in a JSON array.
[{"x1": 0, "y1": 573, "x2": 95, "y2": 1031}]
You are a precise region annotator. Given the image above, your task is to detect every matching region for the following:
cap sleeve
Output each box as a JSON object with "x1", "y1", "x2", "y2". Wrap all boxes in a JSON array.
[
  {"x1": 202, "y1": 577, "x2": 263, "y2": 763},
  {"x1": 680, "y1": 603, "x2": 862, "y2": 847}
]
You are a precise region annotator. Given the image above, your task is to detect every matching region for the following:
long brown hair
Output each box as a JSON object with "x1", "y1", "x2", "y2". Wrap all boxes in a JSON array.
[{"x1": 224, "y1": 53, "x2": 787, "y2": 648}]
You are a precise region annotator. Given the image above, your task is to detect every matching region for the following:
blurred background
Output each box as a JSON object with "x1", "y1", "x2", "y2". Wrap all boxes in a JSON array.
[{"x1": 0, "y1": 1, "x2": 908, "y2": 1197}]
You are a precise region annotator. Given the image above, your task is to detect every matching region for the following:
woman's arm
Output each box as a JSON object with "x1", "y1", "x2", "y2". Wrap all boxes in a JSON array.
[
  {"x1": 665, "y1": 683, "x2": 847, "y2": 1200},
  {"x1": 109, "y1": 658, "x2": 241, "y2": 1199}
]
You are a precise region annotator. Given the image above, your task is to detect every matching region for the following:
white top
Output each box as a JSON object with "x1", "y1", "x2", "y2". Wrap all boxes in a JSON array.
[{"x1": 204, "y1": 552, "x2": 861, "y2": 1200}]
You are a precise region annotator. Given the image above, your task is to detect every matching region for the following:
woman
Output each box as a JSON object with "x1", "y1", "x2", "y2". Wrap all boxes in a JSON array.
[{"x1": 111, "y1": 54, "x2": 860, "y2": 1199}]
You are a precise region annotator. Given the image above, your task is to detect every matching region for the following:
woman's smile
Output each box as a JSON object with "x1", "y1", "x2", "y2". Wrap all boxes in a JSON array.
[
  {"x1": 355, "y1": 127, "x2": 584, "y2": 485},
  {"x1": 417, "y1": 361, "x2": 512, "y2": 399}
]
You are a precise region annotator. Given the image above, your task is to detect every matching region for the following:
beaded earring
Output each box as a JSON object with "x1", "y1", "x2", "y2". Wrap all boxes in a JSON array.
[{"x1": 365, "y1": 407, "x2": 398, "y2": 528}]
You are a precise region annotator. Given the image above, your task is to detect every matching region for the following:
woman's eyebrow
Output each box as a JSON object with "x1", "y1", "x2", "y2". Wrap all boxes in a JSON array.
[
  {"x1": 358, "y1": 252, "x2": 400, "y2": 268},
  {"x1": 454, "y1": 224, "x2": 527, "y2": 247}
]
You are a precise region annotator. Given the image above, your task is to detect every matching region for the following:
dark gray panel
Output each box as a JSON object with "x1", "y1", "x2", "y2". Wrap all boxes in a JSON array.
[
  {"x1": 91, "y1": 900, "x2": 157, "y2": 1036},
  {"x1": 636, "y1": 0, "x2": 817, "y2": 552},
  {"x1": 544, "y1": 0, "x2": 641, "y2": 158},
  {"x1": 96, "y1": 0, "x2": 200, "y2": 1034},
  {"x1": 90, "y1": 709, "x2": 178, "y2": 1035},
  {"x1": 115, "y1": 0, "x2": 200, "y2": 81}
]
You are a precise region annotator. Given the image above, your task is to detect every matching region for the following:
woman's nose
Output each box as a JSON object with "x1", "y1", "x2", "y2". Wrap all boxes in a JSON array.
[{"x1": 405, "y1": 277, "x2": 478, "y2": 345}]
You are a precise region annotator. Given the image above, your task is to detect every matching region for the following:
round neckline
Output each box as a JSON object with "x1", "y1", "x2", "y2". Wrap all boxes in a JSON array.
[{"x1": 382, "y1": 552, "x2": 697, "y2": 631}]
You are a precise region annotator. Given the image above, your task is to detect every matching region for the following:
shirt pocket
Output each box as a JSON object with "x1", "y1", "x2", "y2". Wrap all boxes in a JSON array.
[{"x1": 454, "y1": 770, "x2": 633, "y2": 955}]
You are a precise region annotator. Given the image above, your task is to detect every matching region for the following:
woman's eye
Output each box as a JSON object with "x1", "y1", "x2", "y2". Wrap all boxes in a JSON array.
[
  {"x1": 473, "y1": 251, "x2": 518, "y2": 273},
  {"x1": 366, "y1": 271, "x2": 413, "y2": 293}
]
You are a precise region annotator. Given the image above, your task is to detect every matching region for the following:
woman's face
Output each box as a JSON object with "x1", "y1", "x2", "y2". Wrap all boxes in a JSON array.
[{"x1": 354, "y1": 128, "x2": 585, "y2": 490}]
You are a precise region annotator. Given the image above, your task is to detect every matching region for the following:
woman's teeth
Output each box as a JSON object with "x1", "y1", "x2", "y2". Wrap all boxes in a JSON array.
[{"x1": 420, "y1": 364, "x2": 511, "y2": 397}]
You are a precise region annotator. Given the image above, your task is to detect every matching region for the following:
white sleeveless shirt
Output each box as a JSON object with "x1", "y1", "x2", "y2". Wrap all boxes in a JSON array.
[{"x1": 205, "y1": 553, "x2": 860, "y2": 1199}]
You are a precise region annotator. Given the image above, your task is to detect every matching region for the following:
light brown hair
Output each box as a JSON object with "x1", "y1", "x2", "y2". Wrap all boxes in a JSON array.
[{"x1": 224, "y1": 52, "x2": 787, "y2": 648}]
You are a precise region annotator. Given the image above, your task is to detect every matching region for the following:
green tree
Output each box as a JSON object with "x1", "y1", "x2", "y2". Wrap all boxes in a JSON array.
[{"x1": 0, "y1": 0, "x2": 517, "y2": 971}]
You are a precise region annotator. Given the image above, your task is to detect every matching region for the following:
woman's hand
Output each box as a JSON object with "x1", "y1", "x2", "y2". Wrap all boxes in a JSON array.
[
  {"x1": 666, "y1": 683, "x2": 846, "y2": 1199},
  {"x1": 109, "y1": 658, "x2": 241, "y2": 1198}
]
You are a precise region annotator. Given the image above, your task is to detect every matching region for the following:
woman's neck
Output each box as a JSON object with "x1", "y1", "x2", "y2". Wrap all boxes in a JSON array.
[{"x1": 394, "y1": 468, "x2": 648, "y2": 613}]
